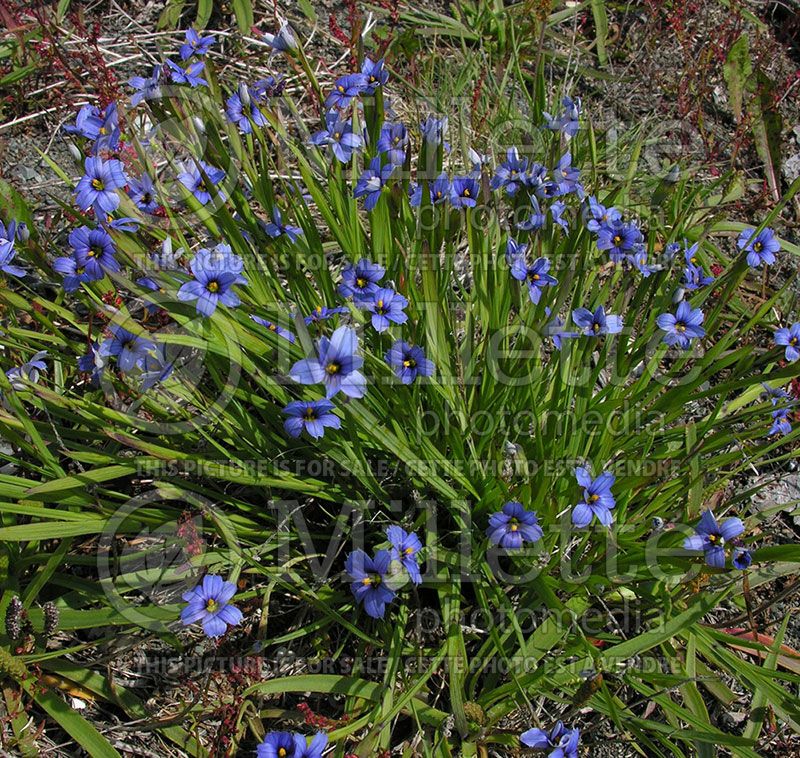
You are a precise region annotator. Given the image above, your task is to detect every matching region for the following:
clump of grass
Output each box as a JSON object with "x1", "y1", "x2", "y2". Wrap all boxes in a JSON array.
[{"x1": 0, "y1": 16, "x2": 799, "y2": 758}]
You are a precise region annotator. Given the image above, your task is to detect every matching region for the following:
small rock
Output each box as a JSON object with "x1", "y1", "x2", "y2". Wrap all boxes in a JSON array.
[{"x1": 782, "y1": 152, "x2": 800, "y2": 184}]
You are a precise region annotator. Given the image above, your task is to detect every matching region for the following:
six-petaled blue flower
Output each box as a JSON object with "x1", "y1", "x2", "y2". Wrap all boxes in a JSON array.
[
  {"x1": 572, "y1": 467, "x2": 616, "y2": 527},
  {"x1": 345, "y1": 549, "x2": 395, "y2": 619},
  {"x1": 657, "y1": 301, "x2": 705, "y2": 349},
  {"x1": 289, "y1": 326, "x2": 366, "y2": 399},
  {"x1": 683, "y1": 510, "x2": 744, "y2": 568},
  {"x1": 282, "y1": 399, "x2": 341, "y2": 439},
  {"x1": 180, "y1": 574, "x2": 243, "y2": 638},
  {"x1": 486, "y1": 501, "x2": 543, "y2": 549},
  {"x1": 385, "y1": 341, "x2": 434, "y2": 384}
]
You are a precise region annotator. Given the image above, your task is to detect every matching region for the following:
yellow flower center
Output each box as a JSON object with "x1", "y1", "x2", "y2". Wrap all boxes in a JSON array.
[
  {"x1": 91, "y1": 178, "x2": 104, "y2": 191},
  {"x1": 589, "y1": 494, "x2": 599, "y2": 503},
  {"x1": 612, "y1": 235, "x2": 622, "y2": 246},
  {"x1": 205, "y1": 599, "x2": 218, "y2": 612},
  {"x1": 326, "y1": 362, "x2": 340, "y2": 375},
  {"x1": 676, "y1": 323, "x2": 686, "y2": 332},
  {"x1": 403, "y1": 358, "x2": 416, "y2": 368},
  {"x1": 356, "y1": 277, "x2": 366, "y2": 288},
  {"x1": 207, "y1": 281, "x2": 219, "y2": 293}
]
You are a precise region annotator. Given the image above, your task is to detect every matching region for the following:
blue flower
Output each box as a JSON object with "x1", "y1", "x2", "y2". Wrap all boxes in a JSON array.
[
  {"x1": 309, "y1": 112, "x2": 364, "y2": 163},
  {"x1": 78, "y1": 342, "x2": 105, "y2": 384},
  {"x1": 63, "y1": 104, "x2": 104, "y2": 140},
  {"x1": 656, "y1": 301, "x2": 705, "y2": 349},
  {"x1": 386, "y1": 525, "x2": 423, "y2": 585},
  {"x1": 738, "y1": 226, "x2": 779, "y2": 268},
  {"x1": 180, "y1": 574, "x2": 243, "y2": 638},
  {"x1": 376, "y1": 122, "x2": 408, "y2": 165},
  {"x1": 467, "y1": 147, "x2": 491, "y2": 178},
  {"x1": 572, "y1": 467, "x2": 616, "y2": 527},
  {"x1": 345, "y1": 549, "x2": 395, "y2": 618},
  {"x1": 303, "y1": 305, "x2": 349, "y2": 324},
  {"x1": 510, "y1": 256, "x2": 557, "y2": 304},
  {"x1": 177, "y1": 247, "x2": 247, "y2": 317},
  {"x1": 505, "y1": 237, "x2": 527, "y2": 265},
  {"x1": 585, "y1": 196, "x2": 621, "y2": 233},
  {"x1": 64, "y1": 103, "x2": 119, "y2": 154},
  {"x1": 180, "y1": 29, "x2": 215, "y2": 60},
  {"x1": 264, "y1": 207, "x2": 303, "y2": 243},
  {"x1": 257, "y1": 733, "x2": 327, "y2": 758},
  {"x1": 521, "y1": 721, "x2": 580, "y2": 757},
  {"x1": 354, "y1": 157, "x2": 393, "y2": 210},
  {"x1": 544, "y1": 307, "x2": 578, "y2": 350},
  {"x1": 663, "y1": 242, "x2": 682, "y2": 262},
  {"x1": 769, "y1": 406, "x2": 792, "y2": 436},
  {"x1": 682, "y1": 262, "x2": 714, "y2": 291},
  {"x1": 5, "y1": 351, "x2": 47, "y2": 390},
  {"x1": 256, "y1": 733, "x2": 296, "y2": 758},
  {"x1": 420, "y1": 115, "x2": 448, "y2": 146},
  {"x1": 596, "y1": 220, "x2": 642, "y2": 262},
  {"x1": 128, "y1": 173, "x2": 160, "y2": 214},
  {"x1": 177, "y1": 160, "x2": 226, "y2": 205},
  {"x1": 69, "y1": 225, "x2": 118, "y2": 278},
  {"x1": 283, "y1": 399, "x2": 340, "y2": 439},
  {"x1": 542, "y1": 95, "x2": 581, "y2": 137},
  {"x1": 362, "y1": 287, "x2": 408, "y2": 332},
  {"x1": 75, "y1": 156, "x2": 129, "y2": 215},
  {"x1": 549, "y1": 200, "x2": 570, "y2": 232},
  {"x1": 628, "y1": 247, "x2": 660, "y2": 277},
  {"x1": 385, "y1": 340, "x2": 434, "y2": 384},
  {"x1": 99, "y1": 326, "x2": 156, "y2": 372},
  {"x1": 733, "y1": 548, "x2": 752, "y2": 570},
  {"x1": 251, "y1": 315, "x2": 295, "y2": 343},
  {"x1": 140, "y1": 345, "x2": 175, "y2": 391},
  {"x1": 490, "y1": 147, "x2": 529, "y2": 196},
  {"x1": 362, "y1": 57, "x2": 388, "y2": 93},
  {"x1": 762, "y1": 383, "x2": 791, "y2": 406},
  {"x1": 226, "y1": 86, "x2": 269, "y2": 134},
  {"x1": 572, "y1": 306, "x2": 623, "y2": 336},
  {"x1": 517, "y1": 195, "x2": 546, "y2": 232},
  {"x1": 289, "y1": 325, "x2": 366, "y2": 399},
  {"x1": 53, "y1": 254, "x2": 98, "y2": 292},
  {"x1": 449, "y1": 176, "x2": 480, "y2": 208},
  {"x1": 0, "y1": 229, "x2": 23, "y2": 276},
  {"x1": 551, "y1": 152, "x2": 582, "y2": 196},
  {"x1": 325, "y1": 73, "x2": 368, "y2": 109},
  {"x1": 486, "y1": 501, "x2": 543, "y2": 549},
  {"x1": 129, "y1": 65, "x2": 162, "y2": 106},
  {"x1": 252, "y1": 76, "x2": 285, "y2": 99},
  {"x1": 683, "y1": 510, "x2": 744, "y2": 568},
  {"x1": 339, "y1": 258, "x2": 385, "y2": 301},
  {"x1": 166, "y1": 59, "x2": 207, "y2": 87},
  {"x1": 262, "y1": 19, "x2": 298, "y2": 52},
  {"x1": 410, "y1": 173, "x2": 451, "y2": 206},
  {"x1": 774, "y1": 322, "x2": 800, "y2": 362}
]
